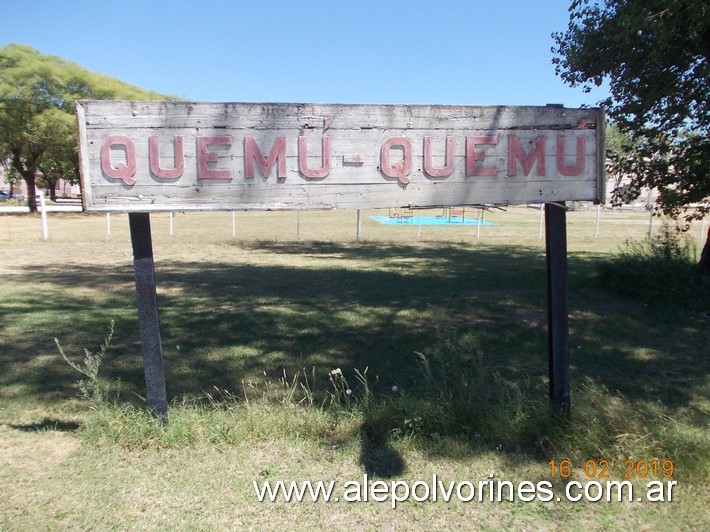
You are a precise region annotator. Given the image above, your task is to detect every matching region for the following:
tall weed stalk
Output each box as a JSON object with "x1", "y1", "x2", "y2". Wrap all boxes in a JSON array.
[{"x1": 55, "y1": 320, "x2": 117, "y2": 409}]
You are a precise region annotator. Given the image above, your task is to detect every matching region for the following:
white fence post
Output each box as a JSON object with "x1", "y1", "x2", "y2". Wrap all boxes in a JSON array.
[
  {"x1": 357, "y1": 209, "x2": 362, "y2": 242},
  {"x1": 38, "y1": 192, "x2": 48, "y2": 241}
]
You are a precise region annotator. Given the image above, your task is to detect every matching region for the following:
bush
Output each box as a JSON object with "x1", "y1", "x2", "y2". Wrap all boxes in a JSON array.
[{"x1": 596, "y1": 222, "x2": 709, "y2": 309}]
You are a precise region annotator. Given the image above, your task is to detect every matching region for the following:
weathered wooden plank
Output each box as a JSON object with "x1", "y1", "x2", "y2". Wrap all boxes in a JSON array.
[
  {"x1": 80, "y1": 101, "x2": 599, "y2": 129},
  {"x1": 128, "y1": 213, "x2": 168, "y2": 420},
  {"x1": 77, "y1": 101, "x2": 605, "y2": 212}
]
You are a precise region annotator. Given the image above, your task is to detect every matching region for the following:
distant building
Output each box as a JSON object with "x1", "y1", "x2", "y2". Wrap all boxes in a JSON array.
[{"x1": 0, "y1": 164, "x2": 81, "y2": 198}]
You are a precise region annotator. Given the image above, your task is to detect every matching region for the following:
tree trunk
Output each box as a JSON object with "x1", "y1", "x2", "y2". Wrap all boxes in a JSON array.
[
  {"x1": 698, "y1": 225, "x2": 710, "y2": 276},
  {"x1": 49, "y1": 179, "x2": 58, "y2": 202},
  {"x1": 23, "y1": 174, "x2": 37, "y2": 212},
  {"x1": 12, "y1": 150, "x2": 40, "y2": 213}
]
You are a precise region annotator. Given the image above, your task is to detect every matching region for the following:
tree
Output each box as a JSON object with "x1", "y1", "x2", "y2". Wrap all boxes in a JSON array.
[
  {"x1": 552, "y1": 0, "x2": 710, "y2": 274},
  {"x1": 35, "y1": 107, "x2": 81, "y2": 201},
  {"x1": 0, "y1": 44, "x2": 171, "y2": 211}
]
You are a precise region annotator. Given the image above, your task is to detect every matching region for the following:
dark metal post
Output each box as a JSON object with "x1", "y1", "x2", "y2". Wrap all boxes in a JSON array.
[
  {"x1": 545, "y1": 202, "x2": 570, "y2": 412},
  {"x1": 129, "y1": 213, "x2": 168, "y2": 420}
]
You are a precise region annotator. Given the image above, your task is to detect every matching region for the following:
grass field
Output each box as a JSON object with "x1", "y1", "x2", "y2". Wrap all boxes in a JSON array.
[{"x1": 1, "y1": 206, "x2": 708, "y2": 529}]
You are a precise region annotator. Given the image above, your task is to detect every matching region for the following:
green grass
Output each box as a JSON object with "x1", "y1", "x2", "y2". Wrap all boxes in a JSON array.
[{"x1": 0, "y1": 207, "x2": 708, "y2": 529}]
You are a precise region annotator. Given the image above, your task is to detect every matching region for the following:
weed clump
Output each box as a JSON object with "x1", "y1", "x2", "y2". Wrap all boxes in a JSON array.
[{"x1": 55, "y1": 320, "x2": 118, "y2": 409}]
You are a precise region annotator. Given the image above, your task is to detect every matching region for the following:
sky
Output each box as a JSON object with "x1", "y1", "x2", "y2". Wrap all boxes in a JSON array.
[{"x1": 1, "y1": 0, "x2": 609, "y2": 108}]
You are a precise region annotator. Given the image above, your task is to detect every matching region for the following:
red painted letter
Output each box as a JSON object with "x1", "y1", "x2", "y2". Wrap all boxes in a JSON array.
[
  {"x1": 466, "y1": 136, "x2": 498, "y2": 177},
  {"x1": 197, "y1": 136, "x2": 233, "y2": 180},
  {"x1": 380, "y1": 136, "x2": 412, "y2": 185},
  {"x1": 149, "y1": 135, "x2": 184, "y2": 179},
  {"x1": 298, "y1": 136, "x2": 331, "y2": 179},
  {"x1": 100, "y1": 135, "x2": 137, "y2": 185},
  {"x1": 556, "y1": 135, "x2": 586, "y2": 175},
  {"x1": 508, "y1": 136, "x2": 546, "y2": 177},
  {"x1": 244, "y1": 136, "x2": 287, "y2": 179},
  {"x1": 423, "y1": 136, "x2": 455, "y2": 178}
]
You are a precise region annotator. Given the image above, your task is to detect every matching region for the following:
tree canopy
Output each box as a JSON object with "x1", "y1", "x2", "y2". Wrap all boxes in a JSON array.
[
  {"x1": 552, "y1": 0, "x2": 710, "y2": 271},
  {"x1": 0, "y1": 44, "x2": 172, "y2": 209}
]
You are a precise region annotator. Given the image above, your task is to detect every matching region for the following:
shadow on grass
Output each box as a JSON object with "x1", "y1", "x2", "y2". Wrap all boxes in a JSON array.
[
  {"x1": 1, "y1": 241, "x2": 707, "y2": 465},
  {"x1": 8, "y1": 418, "x2": 80, "y2": 432},
  {"x1": 360, "y1": 414, "x2": 406, "y2": 478}
]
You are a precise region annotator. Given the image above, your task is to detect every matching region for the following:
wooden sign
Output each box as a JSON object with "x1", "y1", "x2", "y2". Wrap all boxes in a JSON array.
[{"x1": 77, "y1": 101, "x2": 605, "y2": 213}]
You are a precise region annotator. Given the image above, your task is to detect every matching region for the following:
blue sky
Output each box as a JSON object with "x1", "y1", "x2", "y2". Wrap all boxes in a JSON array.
[{"x1": 1, "y1": 0, "x2": 608, "y2": 107}]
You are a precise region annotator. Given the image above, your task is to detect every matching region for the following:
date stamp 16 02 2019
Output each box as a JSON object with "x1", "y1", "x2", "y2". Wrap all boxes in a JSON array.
[
  {"x1": 548, "y1": 459, "x2": 675, "y2": 480},
  {"x1": 548, "y1": 459, "x2": 677, "y2": 502}
]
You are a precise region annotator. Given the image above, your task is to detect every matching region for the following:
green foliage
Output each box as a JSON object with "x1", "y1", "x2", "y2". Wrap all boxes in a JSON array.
[
  {"x1": 55, "y1": 321, "x2": 117, "y2": 408},
  {"x1": 553, "y1": 1, "x2": 709, "y2": 133},
  {"x1": 0, "y1": 44, "x2": 173, "y2": 209},
  {"x1": 596, "y1": 222, "x2": 709, "y2": 307},
  {"x1": 553, "y1": 1, "x2": 709, "y2": 252}
]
